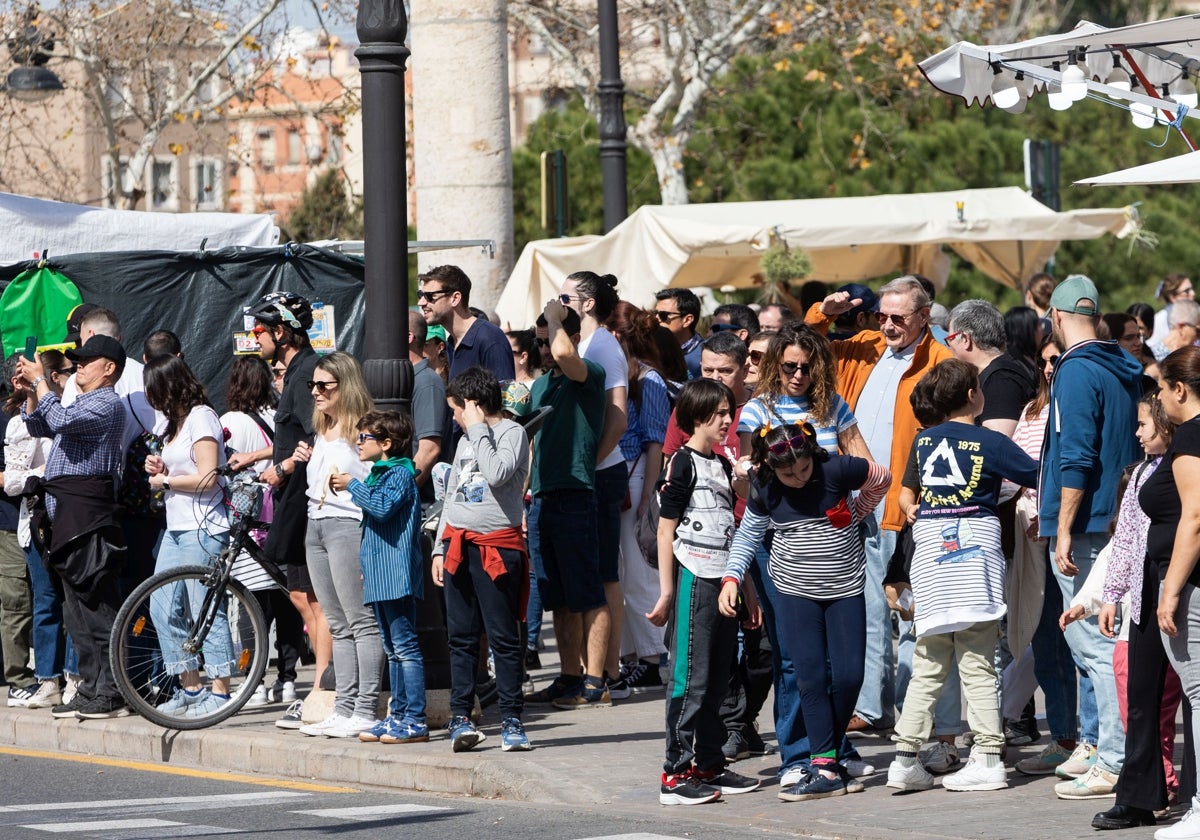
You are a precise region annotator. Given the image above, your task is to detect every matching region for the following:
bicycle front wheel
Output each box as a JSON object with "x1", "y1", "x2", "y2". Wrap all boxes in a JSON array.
[{"x1": 110, "y1": 564, "x2": 268, "y2": 730}]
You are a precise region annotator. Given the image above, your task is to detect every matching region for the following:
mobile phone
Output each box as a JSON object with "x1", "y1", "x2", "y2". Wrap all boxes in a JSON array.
[{"x1": 23, "y1": 336, "x2": 36, "y2": 362}]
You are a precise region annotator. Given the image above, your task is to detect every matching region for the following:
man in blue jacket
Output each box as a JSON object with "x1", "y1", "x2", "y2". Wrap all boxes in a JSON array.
[{"x1": 1039, "y1": 274, "x2": 1142, "y2": 803}]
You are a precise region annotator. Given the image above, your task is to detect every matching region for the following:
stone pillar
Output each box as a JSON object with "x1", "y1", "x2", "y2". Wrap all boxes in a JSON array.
[{"x1": 411, "y1": 1, "x2": 514, "y2": 310}]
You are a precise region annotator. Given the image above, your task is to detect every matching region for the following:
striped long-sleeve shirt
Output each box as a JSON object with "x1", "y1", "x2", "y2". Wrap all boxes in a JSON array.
[{"x1": 346, "y1": 463, "x2": 423, "y2": 603}]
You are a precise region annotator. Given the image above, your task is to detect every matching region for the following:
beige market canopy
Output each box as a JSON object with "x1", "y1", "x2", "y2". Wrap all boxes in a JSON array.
[
  {"x1": 496, "y1": 187, "x2": 1132, "y2": 327},
  {"x1": 1076, "y1": 149, "x2": 1200, "y2": 185}
]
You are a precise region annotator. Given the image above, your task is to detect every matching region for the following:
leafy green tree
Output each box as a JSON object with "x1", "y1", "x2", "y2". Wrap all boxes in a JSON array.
[{"x1": 282, "y1": 168, "x2": 363, "y2": 243}]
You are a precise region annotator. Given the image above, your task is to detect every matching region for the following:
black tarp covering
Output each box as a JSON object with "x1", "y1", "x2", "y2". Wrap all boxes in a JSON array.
[{"x1": 0, "y1": 243, "x2": 366, "y2": 413}]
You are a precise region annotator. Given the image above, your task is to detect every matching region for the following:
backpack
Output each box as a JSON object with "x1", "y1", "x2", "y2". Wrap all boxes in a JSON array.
[
  {"x1": 635, "y1": 448, "x2": 697, "y2": 568},
  {"x1": 118, "y1": 397, "x2": 164, "y2": 517}
]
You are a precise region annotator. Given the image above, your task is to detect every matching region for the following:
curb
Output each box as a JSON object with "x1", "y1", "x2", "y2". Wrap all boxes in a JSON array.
[{"x1": 0, "y1": 706, "x2": 598, "y2": 805}]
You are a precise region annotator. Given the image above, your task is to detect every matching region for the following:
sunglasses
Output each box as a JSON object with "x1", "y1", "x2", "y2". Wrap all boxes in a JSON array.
[
  {"x1": 749, "y1": 349, "x2": 765, "y2": 365},
  {"x1": 1042, "y1": 355, "x2": 1060, "y2": 368},
  {"x1": 251, "y1": 324, "x2": 270, "y2": 337},
  {"x1": 780, "y1": 361, "x2": 811, "y2": 378},
  {"x1": 417, "y1": 289, "x2": 451, "y2": 303},
  {"x1": 307, "y1": 379, "x2": 339, "y2": 393},
  {"x1": 559, "y1": 293, "x2": 585, "y2": 306},
  {"x1": 357, "y1": 433, "x2": 379, "y2": 444},
  {"x1": 875, "y1": 311, "x2": 917, "y2": 327},
  {"x1": 655, "y1": 310, "x2": 682, "y2": 323},
  {"x1": 535, "y1": 337, "x2": 551, "y2": 348},
  {"x1": 766, "y1": 425, "x2": 816, "y2": 455}
]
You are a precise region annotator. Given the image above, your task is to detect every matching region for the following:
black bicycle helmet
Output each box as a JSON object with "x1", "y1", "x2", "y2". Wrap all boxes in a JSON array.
[{"x1": 247, "y1": 291, "x2": 313, "y2": 331}]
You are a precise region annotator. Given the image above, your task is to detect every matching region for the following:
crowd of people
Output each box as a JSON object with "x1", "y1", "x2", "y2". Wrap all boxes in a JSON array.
[{"x1": 5, "y1": 265, "x2": 1200, "y2": 837}]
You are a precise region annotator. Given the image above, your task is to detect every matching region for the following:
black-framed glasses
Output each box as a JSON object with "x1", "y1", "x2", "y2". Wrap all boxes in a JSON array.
[
  {"x1": 417, "y1": 289, "x2": 451, "y2": 303},
  {"x1": 1042, "y1": 355, "x2": 1060, "y2": 368},
  {"x1": 780, "y1": 361, "x2": 811, "y2": 378},
  {"x1": 357, "y1": 433, "x2": 379, "y2": 444},
  {"x1": 535, "y1": 337, "x2": 551, "y2": 348},
  {"x1": 307, "y1": 379, "x2": 339, "y2": 393},
  {"x1": 876, "y1": 311, "x2": 917, "y2": 327},
  {"x1": 655, "y1": 310, "x2": 682, "y2": 323}
]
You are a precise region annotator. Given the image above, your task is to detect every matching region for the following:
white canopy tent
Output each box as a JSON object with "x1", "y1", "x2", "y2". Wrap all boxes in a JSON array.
[
  {"x1": 496, "y1": 187, "x2": 1133, "y2": 327},
  {"x1": 0, "y1": 192, "x2": 279, "y2": 264},
  {"x1": 1076, "y1": 149, "x2": 1200, "y2": 185}
]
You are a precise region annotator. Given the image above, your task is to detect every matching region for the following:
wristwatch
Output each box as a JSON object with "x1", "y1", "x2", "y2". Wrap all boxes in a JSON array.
[
  {"x1": 28, "y1": 376, "x2": 45, "y2": 388},
  {"x1": 162, "y1": 477, "x2": 171, "y2": 491}
]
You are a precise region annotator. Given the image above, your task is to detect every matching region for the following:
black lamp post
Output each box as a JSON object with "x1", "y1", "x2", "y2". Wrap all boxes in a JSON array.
[
  {"x1": 355, "y1": 0, "x2": 450, "y2": 693},
  {"x1": 597, "y1": 0, "x2": 627, "y2": 232}
]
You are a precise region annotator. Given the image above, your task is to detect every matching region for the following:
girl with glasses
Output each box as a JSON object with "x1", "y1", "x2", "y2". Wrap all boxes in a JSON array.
[
  {"x1": 720, "y1": 422, "x2": 891, "y2": 801},
  {"x1": 288, "y1": 351, "x2": 378, "y2": 739},
  {"x1": 506, "y1": 329, "x2": 541, "y2": 385}
]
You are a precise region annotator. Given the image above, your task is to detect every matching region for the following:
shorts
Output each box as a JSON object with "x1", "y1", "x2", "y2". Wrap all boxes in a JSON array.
[
  {"x1": 594, "y1": 461, "x2": 628, "y2": 584},
  {"x1": 286, "y1": 562, "x2": 314, "y2": 593},
  {"x1": 536, "y1": 489, "x2": 606, "y2": 613}
]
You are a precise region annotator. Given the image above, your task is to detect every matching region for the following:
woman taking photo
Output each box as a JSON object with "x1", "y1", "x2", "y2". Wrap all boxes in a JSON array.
[
  {"x1": 1153, "y1": 345, "x2": 1200, "y2": 837},
  {"x1": 143, "y1": 355, "x2": 236, "y2": 719},
  {"x1": 290, "y1": 351, "x2": 376, "y2": 739}
]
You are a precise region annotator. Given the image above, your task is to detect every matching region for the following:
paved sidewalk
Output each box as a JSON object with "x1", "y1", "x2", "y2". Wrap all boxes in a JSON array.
[{"x1": 0, "y1": 638, "x2": 1175, "y2": 840}]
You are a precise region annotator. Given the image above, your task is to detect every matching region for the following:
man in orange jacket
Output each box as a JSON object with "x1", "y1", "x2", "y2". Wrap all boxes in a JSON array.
[{"x1": 806, "y1": 276, "x2": 952, "y2": 734}]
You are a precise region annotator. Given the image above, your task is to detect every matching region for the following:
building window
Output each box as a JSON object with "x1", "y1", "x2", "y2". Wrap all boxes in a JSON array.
[
  {"x1": 146, "y1": 66, "x2": 176, "y2": 116},
  {"x1": 192, "y1": 158, "x2": 221, "y2": 210},
  {"x1": 101, "y1": 155, "x2": 134, "y2": 207},
  {"x1": 258, "y1": 128, "x2": 275, "y2": 171},
  {"x1": 151, "y1": 158, "x2": 177, "y2": 210},
  {"x1": 287, "y1": 129, "x2": 302, "y2": 166}
]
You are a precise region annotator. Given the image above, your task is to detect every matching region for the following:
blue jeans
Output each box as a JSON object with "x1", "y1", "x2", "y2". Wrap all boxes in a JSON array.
[
  {"x1": 1032, "y1": 543, "x2": 1094, "y2": 743},
  {"x1": 854, "y1": 507, "x2": 896, "y2": 727},
  {"x1": 373, "y1": 597, "x2": 425, "y2": 724},
  {"x1": 897, "y1": 617, "x2": 963, "y2": 736},
  {"x1": 526, "y1": 496, "x2": 544, "y2": 650},
  {"x1": 150, "y1": 530, "x2": 235, "y2": 677},
  {"x1": 23, "y1": 544, "x2": 64, "y2": 680},
  {"x1": 1052, "y1": 533, "x2": 1122, "y2": 772}
]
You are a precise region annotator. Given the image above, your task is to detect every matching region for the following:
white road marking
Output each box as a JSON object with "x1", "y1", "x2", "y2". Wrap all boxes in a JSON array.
[
  {"x1": 294, "y1": 803, "x2": 451, "y2": 821},
  {"x1": 22, "y1": 818, "x2": 186, "y2": 832},
  {"x1": 0, "y1": 792, "x2": 311, "y2": 813}
]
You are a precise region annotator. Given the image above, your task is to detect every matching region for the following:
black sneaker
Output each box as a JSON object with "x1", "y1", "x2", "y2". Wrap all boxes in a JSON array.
[
  {"x1": 51, "y1": 693, "x2": 89, "y2": 719},
  {"x1": 524, "y1": 675, "x2": 580, "y2": 705},
  {"x1": 744, "y1": 725, "x2": 777, "y2": 756},
  {"x1": 75, "y1": 694, "x2": 130, "y2": 720},
  {"x1": 660, "y1": 770, "x2": 721, "y2": 805},
  {"x1": 524, "y1": 649, "x2": 542, "y2": 671},
  {"x1": 1004, "y1": 716, "x2": 1040, "y2": 746},
  {"x1": 722, "y1": 729, "x2": 750, "y2": 762},
  {"x1": 692, "y1": 766, "x2": 761, "y2": 795},
  {"x1": 621, "y1": 659, "x2": 664, "y2": 694}
]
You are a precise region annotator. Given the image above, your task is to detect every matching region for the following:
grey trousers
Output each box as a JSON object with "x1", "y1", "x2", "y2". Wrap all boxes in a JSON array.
[
  {"x1": 0, "y1": 530, "x2": 33, "y2": 686},
  {"x1": 305, "y1": 517, "x2": 383, "y2": 719},
  {"x1": 1163, "y1": 581, "x2": 1200, "y2": 806}
]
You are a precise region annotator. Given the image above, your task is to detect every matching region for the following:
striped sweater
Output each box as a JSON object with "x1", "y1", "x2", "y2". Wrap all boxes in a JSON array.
[{"x1": 346, "y1": 464, "x2": 423, "y2": 603}]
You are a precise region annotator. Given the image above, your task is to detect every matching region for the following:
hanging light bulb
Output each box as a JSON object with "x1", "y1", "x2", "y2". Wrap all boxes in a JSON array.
[
  {"x1": 1131, "y1": 101, "x2": 1157, "y2": 129},
  {"x1": 1175, "y1": 71, "x2": 1199, "y2": 108},
  {"x1": 990, "y1": 63, "x2": 1021, "y2": 110},
  {"x1": 1002, "y1": 71, "x2": 1030, "y2": 113},
  {"x1": 1048, "y1": 61, "x2": 1072, "y2": 111},
  {"x1": 1104, "y1": 56, "x2": 1131, "y2": 97},
  {"x1": 1062, "y1": 49, "x2": 1088, "y2": 101}
]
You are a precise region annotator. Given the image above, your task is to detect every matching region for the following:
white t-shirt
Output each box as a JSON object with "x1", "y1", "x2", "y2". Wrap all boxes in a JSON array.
[
  {"x1": 305, "y1": 432, "x2": 370, "y2": 520},
  {"x1": 579, "y1": 326, "x2": 629, "y2": 471},
  {"x1": 160, "y1": 405, "x2": 228, "y2": 532},
  {"x1": 220, "y1": 409, "x2": 276, "y2": 476}
]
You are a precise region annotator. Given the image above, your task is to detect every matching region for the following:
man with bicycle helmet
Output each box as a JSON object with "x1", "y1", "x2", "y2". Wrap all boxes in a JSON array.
[{"x1": 237, "y1": 291, "x2": 329, "y2": 728}]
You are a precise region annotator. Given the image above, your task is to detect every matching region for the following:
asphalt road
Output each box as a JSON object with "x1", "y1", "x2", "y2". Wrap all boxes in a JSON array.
[{"x1": 0, "y1": 748, "x2": 793, "y2": 840}]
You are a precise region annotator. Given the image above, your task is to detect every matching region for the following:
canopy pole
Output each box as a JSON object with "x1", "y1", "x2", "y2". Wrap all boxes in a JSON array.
[{"x1": 1122, "y1": 48, "x2": 1197, "y2": 152}]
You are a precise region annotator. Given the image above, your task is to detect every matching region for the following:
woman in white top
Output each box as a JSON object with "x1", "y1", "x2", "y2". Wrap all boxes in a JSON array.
[
  {"x1": 289, "y1": 351, "x2": 375, "y2": 738},
  {"x1": 143, "y1": 355, "x2": 235, "y2": 718}
]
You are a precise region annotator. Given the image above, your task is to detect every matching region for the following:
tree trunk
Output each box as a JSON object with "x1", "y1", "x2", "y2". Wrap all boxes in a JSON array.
[{"x1": 634, "y1": 126, "x2": 689, "y2": 206}]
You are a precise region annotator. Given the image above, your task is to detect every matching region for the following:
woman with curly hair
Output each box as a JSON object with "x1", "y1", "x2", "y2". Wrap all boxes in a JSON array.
[
  {"x1": 737, "y1": 325, "x2": 869, "y2": 459},
  {"x1": 289, "y1": 351, "x2": 377, "y2": 738},
  {"x1": 142, "y1": 354, "x2": 235, "y2": 718}
]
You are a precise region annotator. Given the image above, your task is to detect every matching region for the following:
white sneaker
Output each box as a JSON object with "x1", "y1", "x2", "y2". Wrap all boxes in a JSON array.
[
  {"x1": 62, "y1": 673, "x2": 82, "y2": 705},
  {"x1": 299, "y1": 713, "x2": 350, "y2": 737},
  {"x1": 24, "y1": 679, "x2": 61, "y2": 709},
  {"x1": 281, "y1": 681, "x2": 297, "y2": 703},
  {"x1": 1157, "y1": 798, "x2": 1200, "y2": 840},
  {"x1": 1055, "y1": 764, "x2": 1118, "y2": 799},
  {"x1": 779, "y1": 766, "x2": 807, "y2": 787},
  {"x1": 844, "y1": 759, "x2": 876, "y2": 778},
  {"x1": 1055, "y1": 741, "x2": 1098, "y2": 779},
  {"x1": 324, "y1": 715, "x2": 379, "y2": 739},
  {"x1": 921, "y1": 741, "x2": 961, "y2": 774},
  {"x1": 942, "y1": 753, "x2": 1007, "y2": 791},
  {"x1": 886, "y1": 759, "x2": 935, "y2": 792},
  {"x1": 244, "y1": 684, "x2": 269, "y2": 708}
]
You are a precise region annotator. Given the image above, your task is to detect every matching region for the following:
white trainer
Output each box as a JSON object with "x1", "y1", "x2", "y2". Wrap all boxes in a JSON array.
[
  {"x1": 886, "y1": 759, "x2": 935, "y2": 792},
  {"x1": 299, "y1": 713, "x2": 350, "y2": 737},
  {"x1": 1157, "y1": 797, "x2": 1200, "y2": 840},
  {"x1": 844, "y1": 759, "x2": 876, "y2": 777},
  {"x1": 779, "y1": 766, "x2": 807, "y2": 787},
  {"x1": 942, "y1": 754, "x2": 1008, "y2": 791},
  {"x1": 324, "y1": 715, "x2": 379, "y2": 739}
]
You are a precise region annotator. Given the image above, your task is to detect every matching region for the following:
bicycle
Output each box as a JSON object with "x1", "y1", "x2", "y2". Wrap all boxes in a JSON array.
[{"x1": 109, "y1": 465, "x2": 285, "y2": 730}]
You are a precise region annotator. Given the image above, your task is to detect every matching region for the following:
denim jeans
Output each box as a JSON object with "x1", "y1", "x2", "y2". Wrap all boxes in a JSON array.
[
  {"x1": 526, "y1": 496, "x2": 544, "y2": 651},
  {"x1": 150, "y1": 529, "x2": 235, "y2": 677},
  {"x1": 373, "y1": 597, "x2": 425, "y2": 724},
  {"x1": 1031, "y1": 544, "x2": 1094, "y2": 743},
  {"x1": 1052, "y1": 532, "x2": 1123, "y2": 772},
  {"x1": 854, "y1": 506, "x2": 896, "y2": 727},
  {"x1": 23, "y1": 543, "x2": 64, "y2": 680}
]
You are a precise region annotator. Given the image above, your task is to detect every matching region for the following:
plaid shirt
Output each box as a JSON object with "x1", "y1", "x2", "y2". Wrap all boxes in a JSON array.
[{"x1": 22, "y1": 387, "x2": 125, "y2": 519}]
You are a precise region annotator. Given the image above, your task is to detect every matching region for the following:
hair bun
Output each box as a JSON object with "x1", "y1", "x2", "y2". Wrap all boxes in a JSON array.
[{"x1": 602, "y1": 274, "x2": 618, "y2": 290}]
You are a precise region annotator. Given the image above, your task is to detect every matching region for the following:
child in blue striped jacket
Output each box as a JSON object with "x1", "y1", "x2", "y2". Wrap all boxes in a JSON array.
[{"x1": 329, "y1": 410, "x2": 425, "y2": 745}]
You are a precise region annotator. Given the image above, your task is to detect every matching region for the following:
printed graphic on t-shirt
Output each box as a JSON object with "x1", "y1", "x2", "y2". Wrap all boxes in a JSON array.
[
  {"x1": 936, "y1": 518, "x2": 984, "y2": 564},
  {"x1": 917, "y1": 434, "x2": 983, "y2": 515},
  {"x1": 453, "y1": 458, "x2": 488, "y2": 504}
]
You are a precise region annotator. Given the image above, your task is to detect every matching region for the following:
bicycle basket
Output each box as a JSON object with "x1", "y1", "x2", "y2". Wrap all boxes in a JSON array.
[{"x1": 226, "y1": 475, "x2": 264, "y2": 524}]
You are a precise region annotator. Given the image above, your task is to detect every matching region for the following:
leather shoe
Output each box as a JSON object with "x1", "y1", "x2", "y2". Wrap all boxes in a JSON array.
[{"x1": 1091, "y1": 804, "x2": 1156, "y2": 830}]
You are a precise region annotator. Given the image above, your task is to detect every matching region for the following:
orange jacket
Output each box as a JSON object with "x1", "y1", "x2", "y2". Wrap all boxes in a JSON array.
[{"x1": 805, "y1": 303, "x2": 953, "y2": 531}]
